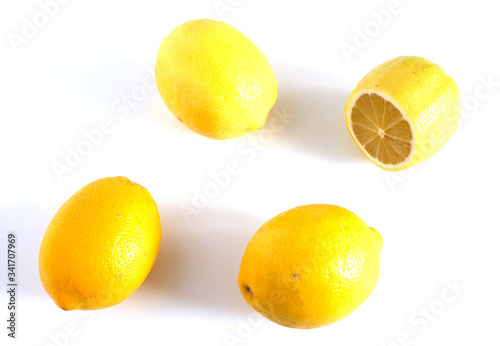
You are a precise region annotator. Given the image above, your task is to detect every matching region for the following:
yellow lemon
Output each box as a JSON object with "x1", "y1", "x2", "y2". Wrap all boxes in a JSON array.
[
  {"x1": 345, "y1": 56, "x2": 461, "y2": 170},
  {"x1": 155, "y1": 19, "x2": 277, "y2": 140},
  {"x1": 238, "y1": 204, "x2": 382, "y2": 329},
  {"x1": 39, "y1": 177, "x2": 161, "y2": 310}
]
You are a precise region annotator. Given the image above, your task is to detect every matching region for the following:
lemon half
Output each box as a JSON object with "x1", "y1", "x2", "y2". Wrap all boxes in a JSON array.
[{"x1": 345, "y1": 56, "x2": 461, "y2": 171}]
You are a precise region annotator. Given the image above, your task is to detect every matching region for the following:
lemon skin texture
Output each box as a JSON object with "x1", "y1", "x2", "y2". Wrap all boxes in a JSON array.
[
  {"x1": 39, "y1": 176, "x2": 161, "y2": 311},
  {"x1": 155, "y1": 19, "x2": 278, "y2": 140},
  {"x1": 238, "y1": 204, "x2": 382, "y2": 329},
  {"x1": 345, "y1": 56, "x2": 461, "y2": 170}
]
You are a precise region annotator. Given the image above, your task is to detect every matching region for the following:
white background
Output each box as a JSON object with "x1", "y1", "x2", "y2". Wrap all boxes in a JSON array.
[{"x1": 1, "y1": 0, "x2": 500, "y2": 345}]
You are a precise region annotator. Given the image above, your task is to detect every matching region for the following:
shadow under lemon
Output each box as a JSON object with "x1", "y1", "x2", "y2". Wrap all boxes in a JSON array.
[
  {"x1": 0, "y1": 203, "x2": 54, "y2": 300},
  {"x1": 263, "y1": 64, "x2": 365, "y2": 163},
  {"x1": 141, "y1": 203, "x2": 265, "y2": 318}
]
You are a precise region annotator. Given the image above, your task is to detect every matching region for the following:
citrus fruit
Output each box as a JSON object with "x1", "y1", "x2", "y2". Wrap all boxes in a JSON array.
[
  {"x1": 39, "y1": 176, "x2": 161, "y2": 310},
  {"x1": 345, "y1": 56, "x2": 461, "y2": 170},
  {"x1": 155, "y1": 19, "x2": 277, "y2": 140},
  {"x1": 238, "y1": 204, "x2": 382, "y2": 329}
]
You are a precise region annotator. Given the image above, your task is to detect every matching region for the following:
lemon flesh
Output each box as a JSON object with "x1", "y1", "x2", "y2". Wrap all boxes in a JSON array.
[
  {"x1": 351, "y1": 92, "x2": 414, "y2": 166},
  {"x1": 345, "y1": 56, "x2": 461, "y2": 171}
]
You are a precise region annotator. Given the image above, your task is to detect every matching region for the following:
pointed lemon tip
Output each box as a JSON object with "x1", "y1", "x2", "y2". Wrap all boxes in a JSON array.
[{"x1": 369, "y1": 227, "x2": 383, "y2": 254}]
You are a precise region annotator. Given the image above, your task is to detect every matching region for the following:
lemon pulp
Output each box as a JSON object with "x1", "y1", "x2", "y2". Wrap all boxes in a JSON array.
[{"x1": 350, "y1": 92, "x2": 414, "y2": 166}]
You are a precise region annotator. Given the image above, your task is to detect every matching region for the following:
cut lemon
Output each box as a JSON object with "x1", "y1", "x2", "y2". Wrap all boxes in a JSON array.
[{"x1": 345, "y1": 56, "x2": 461, "y2": 171}]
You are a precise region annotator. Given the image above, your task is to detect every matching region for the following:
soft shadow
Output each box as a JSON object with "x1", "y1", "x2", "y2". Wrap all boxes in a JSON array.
[
  {"x1": 143, "y1": 203, "x2": 264, "y2": 317},
  {"x1": 263, "y1": 64, "x2": 365, "y2": 162},
  {"x1": 52, "y1": 59, "x2": 156, "y2": 108},
  {"x1": 0, "y1": 203, "x2": 55, "y2": 299},
  {"x1": 51, "y1": 58, "x2": 193, "y2": 136}
]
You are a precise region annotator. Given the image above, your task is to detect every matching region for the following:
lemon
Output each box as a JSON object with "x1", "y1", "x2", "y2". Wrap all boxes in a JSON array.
[
  {"x1": 238, "y1": 204, "x2": 382, "y2": 329},
  {"x1": 155, "y1": 19, "x2": 277, "y2": 140},
  {"x1": 345, "y1": 56, "x2": 461, "y2": 170},
  {"x1": 39, "y1": 177, "x2": 161, "y2": 310}
]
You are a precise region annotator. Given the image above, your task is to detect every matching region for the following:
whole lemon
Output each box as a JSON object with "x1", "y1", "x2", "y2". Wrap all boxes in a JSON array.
[
  {"x1": 238, "y1": 204, "x2": 382, "y2": 329},
  {"x1": 345, "y1": 56, "x2": 461, "y2": 171},
  {"x1": 39, "y1": 177, "x2": 161, "y2": 310},
  {"x1": 155, "y1": 19, "x2": 277, "y2": 140}
]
